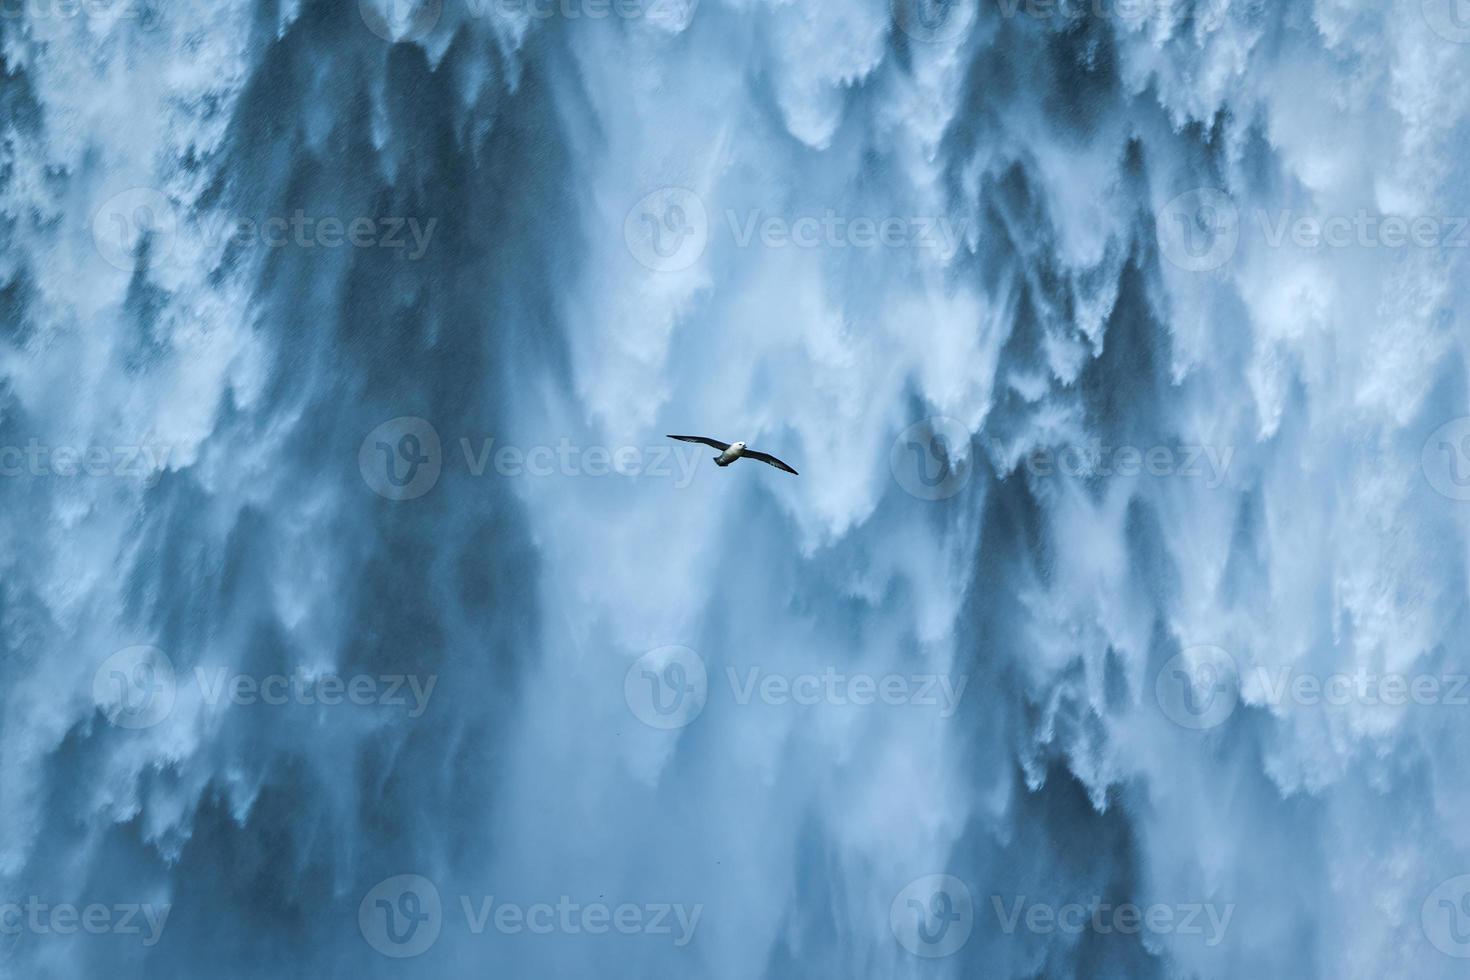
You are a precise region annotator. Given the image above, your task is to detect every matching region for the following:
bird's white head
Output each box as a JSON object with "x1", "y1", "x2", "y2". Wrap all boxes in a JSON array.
[{"x1": 733, "y1": 442, "x2": 746, "y2": 451}]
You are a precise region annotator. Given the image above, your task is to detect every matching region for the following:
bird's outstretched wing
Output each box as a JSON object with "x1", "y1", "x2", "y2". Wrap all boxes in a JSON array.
[
  {"x1": 667, "y1": 434, "x2": 731, "y2": 451},
  {"x1": 744, "y1": 449, "x2": 799, "y2": 475}
]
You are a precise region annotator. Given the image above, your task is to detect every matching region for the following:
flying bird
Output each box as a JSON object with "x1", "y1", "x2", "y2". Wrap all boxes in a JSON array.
[{"x1": 667, "y1": 435, "x2": 799, "y2": 475}]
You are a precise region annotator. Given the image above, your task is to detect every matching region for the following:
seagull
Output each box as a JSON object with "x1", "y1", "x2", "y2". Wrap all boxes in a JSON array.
[{"x1": 667, "y1": 435, "x2": 799, "y2": 475}]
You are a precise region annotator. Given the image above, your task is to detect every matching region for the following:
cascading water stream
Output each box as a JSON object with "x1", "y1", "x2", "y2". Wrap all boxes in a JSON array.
[{"x1": 0, "y1": 0, "x2": 1468, "y2": 977}]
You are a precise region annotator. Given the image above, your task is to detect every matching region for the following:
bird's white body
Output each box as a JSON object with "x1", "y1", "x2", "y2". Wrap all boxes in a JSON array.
[{"x1": 666, "y1": 434, "x2": 797, "y2": 475}]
